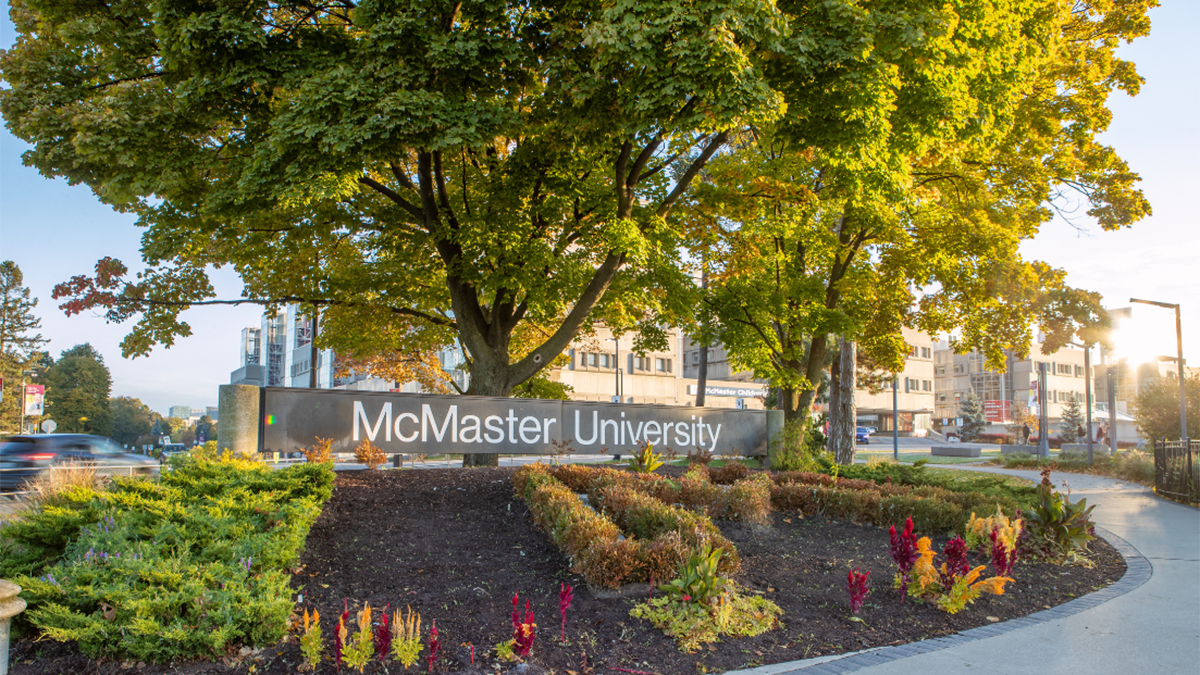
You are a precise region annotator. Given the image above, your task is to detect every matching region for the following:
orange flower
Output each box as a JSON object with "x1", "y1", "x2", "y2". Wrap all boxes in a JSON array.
[
  {"x1": 912, "y1": 537, "x2": 939, "y2": 591},
  {"x1": 971, "y1": 576, "x2": 1014, "y2": 596}
]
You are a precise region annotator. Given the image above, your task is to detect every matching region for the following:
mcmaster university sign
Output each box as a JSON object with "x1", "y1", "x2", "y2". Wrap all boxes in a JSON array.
[{"x1": 260, "y1": 388, "x2": 777, "y2": 456}]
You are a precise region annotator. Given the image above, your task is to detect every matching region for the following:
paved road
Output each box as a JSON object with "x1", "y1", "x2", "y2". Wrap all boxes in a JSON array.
[{"x1": 731, "y1": 466, "x2": 1200, "y2": 675}]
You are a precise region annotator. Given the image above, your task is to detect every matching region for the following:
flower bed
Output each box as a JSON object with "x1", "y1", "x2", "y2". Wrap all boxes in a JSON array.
[
  {"x1": 1, "y1": 453, "x2": 335, "y2": 662},
  {"x1": 10, "y1": 466, "x2": 1126, "y2": 675},
  {"x1": 513, "y1": 464, "x2": 739, "y2": 588}
]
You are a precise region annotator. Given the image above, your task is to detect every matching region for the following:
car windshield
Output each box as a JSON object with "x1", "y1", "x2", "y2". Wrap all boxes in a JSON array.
[
  {"x1": 856, "y1": 427, "x2": 869, "y2": 434},
  {"x1": 87, "y1": 438, "x2": 123, "y2": 454}
]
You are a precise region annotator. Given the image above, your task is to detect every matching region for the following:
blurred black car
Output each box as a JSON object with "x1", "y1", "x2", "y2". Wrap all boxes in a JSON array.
[{"x1": 0, "y1": 434, "x2": 159, "y2": 491}]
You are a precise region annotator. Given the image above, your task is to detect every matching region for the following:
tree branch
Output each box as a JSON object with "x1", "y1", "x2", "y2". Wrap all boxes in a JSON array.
[
  {"x1": 656, "y1": 132, "x2": 728, "y2": 217},
  {"x1": 358, "y1": 176, "x2": 426, "y2": 222}
]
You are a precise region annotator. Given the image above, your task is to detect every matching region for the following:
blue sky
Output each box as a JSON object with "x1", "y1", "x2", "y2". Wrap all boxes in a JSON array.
[{"x1": 2, "y1": 2, "x2": 1197, "y2": 416}]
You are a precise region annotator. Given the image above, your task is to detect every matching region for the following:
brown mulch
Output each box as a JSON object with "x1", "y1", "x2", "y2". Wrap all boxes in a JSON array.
[{"x1": 11, "y1": 466, "x2": 1126, "y2": 675}]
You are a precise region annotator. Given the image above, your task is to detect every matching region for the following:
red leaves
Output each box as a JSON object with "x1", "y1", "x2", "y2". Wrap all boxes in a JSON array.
[
  {"x1": 512, "y1": 592, "x2": 535, "y2": 657},
  {"x1": 558, "y1": 583, "x2": 574, "y2": 641},
  {"x1": 889, "y1": 517, "x2": 919, "y2": 602},
  {"x1": 427, "y1": 619, "x2": 440, "y2": 672},
  {"x1": 846, "y1": 568, "x2": 870, "y2": 615},
  {"x1": 52, "y1": 257, "x2": 132, "y2": 317},
  {"x1": 374, "y1": 603, "x2": 391, "y2": 663},
  {"x1": 939, "y1": 536, "x2": 970, "y2": 587},
  {"x1": 990, "y1": 529, "x2": 1019, "y2": 577}
]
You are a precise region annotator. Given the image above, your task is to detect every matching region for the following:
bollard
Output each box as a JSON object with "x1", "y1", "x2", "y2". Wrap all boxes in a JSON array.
[{"x1": 0, "y1": 579, "x2": 27, "y2": 675}]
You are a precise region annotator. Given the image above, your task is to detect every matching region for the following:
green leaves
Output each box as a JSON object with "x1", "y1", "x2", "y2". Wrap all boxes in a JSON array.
[{"x1": 10, "y1": 455, "x2": 335, "y2": 661}]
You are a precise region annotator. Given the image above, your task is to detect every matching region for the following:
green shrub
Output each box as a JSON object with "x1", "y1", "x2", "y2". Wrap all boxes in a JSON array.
[
  {"x1": 593, "y1": 485, "x2": 740, "y2": 574},
  {"x1": 768, "y1": 421, "x2": 827, "y2": 471},
  {"x1": 709, "y1": 462, "x2": 750, "y2": 485},
  {"x1": 514, "y1": 464, "x2": 742, "y2": 588},
  {"x1": 10, "y1": 453, "x2": 335, "y2": 662},
  {"x1": 725, "y1": 474, "x2": 773, "y2": 525},
  {"x1": 769, "y1": 477, "x2": 1014, "y2": 536},
  {"x1": 1024, "y1": 469, "x2": 1096, "y2": 561}
]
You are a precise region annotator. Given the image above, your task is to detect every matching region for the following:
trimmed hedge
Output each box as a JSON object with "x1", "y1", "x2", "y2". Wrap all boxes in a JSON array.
[
  {"x1": 549, "y1": 464, "x2": 772, "y2": 526},
  {"x1": 769, "y1": 474, "x2": 1022, "y2": 535},
  {"x1": 514, "y1": 465, "x2": 739, "y2": 589},
  {"x1": 4, "y1": 454, "x2": 335, "y2": 662}
]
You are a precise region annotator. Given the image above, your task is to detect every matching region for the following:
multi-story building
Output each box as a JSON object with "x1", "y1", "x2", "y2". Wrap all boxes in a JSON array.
[
  {"x1": 168, "y1": 405, "x2": 192, "y2": 420},
  {"x1": 1093, "y1": 357, "x2": 1200, "y2": 417},
  {"x1": 933, "y1": 339, "x2": 1091, "y2": 435},
  {"x1": 230, "y1": 304, "x2": 462, "y2": 394},
  {"x1": 680, "y1": 328, "x2": 938, "y2": 431},
  {"x1": 549, "y1": 325, "x2": 767, "y2": 408},
  {"x1": 857, "y1": 328, "x2": 937, "y2": 435}
]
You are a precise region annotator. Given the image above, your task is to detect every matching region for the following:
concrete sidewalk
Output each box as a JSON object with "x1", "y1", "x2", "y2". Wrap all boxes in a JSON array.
[{"x1": 731, "y1": 466, "x2": 1200, "y2": 675}]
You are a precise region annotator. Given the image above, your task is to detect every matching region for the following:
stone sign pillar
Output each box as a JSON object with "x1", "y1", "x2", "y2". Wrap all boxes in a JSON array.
[
  {"x1": 218, "y1": 385, "x2": 261, "y2": 457},
  {"x1": 0, "y1": 579, "x2": 27, "y2": 675}
]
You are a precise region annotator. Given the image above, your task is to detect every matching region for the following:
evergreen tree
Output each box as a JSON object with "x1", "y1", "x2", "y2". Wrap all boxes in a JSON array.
[
  {"x1": 0, "y1": 261, "x2": 49, "y2": 432},
  {"x1": 44, "y1": 344, "x2": 113, "y2": 435},
  {"x1": 1059, "y1": 395, "x2": 1086, "y2": 443},
  {"x1": 960, "y1": 390, "x2": 988, "y2": 442}
]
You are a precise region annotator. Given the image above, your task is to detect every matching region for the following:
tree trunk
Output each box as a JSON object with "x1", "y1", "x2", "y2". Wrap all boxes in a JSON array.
[
  {"x1": 695, "y1": 266, "x2": 709, "y2": 407},
  {"x1": 829, "y1": 337, "x2": 857, "y2": 465},
  {"x1": 794, "y1": 334, "x2": 831, "y2": 422}
]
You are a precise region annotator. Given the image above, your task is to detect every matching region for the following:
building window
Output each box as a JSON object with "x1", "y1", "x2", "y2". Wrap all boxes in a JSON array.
[
  {"x1": 692, "y1": 352, "x2": 699, "y2": 365},
  {"x1": 1075, "y1": 365, "x2": 1084, "y2": 377},
  {"x1": 938, "y1": 394, "x2": 947, "y2": 402},
  {"x1": 923, "y1": 380, "x2": 931, "y2": 391},
  {"x1": 921, "y1": 347, "x2": 931, "y2": 358},
  {"x1": 953, "y1": 364, "x2": 964, "y2": 374},
  {"x1": 587, "y1": 353, "x2": 597, "y2": 367},
  {"x1": 656, "y1": 358, "x2": 672, "y2": 373}
]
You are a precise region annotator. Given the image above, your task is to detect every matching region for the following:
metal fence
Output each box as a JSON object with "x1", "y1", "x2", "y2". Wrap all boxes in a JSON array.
[
  {"x1": 0, "y1": 464, "x2": 157, "y2": 498},
  {"x1": 1153, "y1": 438, "x2": 1199, "y2": 504}
]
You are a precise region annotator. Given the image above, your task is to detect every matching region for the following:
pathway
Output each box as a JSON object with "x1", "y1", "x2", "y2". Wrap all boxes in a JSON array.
[{"x1": 731, "y1": 466, "x2": 1200, "y2": 675}]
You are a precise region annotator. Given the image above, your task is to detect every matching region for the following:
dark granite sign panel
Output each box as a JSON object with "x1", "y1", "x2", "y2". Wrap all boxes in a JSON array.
[{"x1": 261, "y1": 388, "x2": 770, "y2": 455}]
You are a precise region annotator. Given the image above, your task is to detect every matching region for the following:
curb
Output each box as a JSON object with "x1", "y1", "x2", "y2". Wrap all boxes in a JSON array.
[{"x1": 728, "y1": 525, "x2": 1152, "y2": 675}]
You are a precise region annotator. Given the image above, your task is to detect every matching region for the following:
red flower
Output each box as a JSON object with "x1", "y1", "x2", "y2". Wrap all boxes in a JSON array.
[
  {"x1": 427, "y1": 620, "x2": 440, "y2": 672},
  {"x1": 847, "y1": 568, "x2": 871, "y2": 614},
  {"x1": 558, "y1": 583, "x2": 575, "y2": 641}
]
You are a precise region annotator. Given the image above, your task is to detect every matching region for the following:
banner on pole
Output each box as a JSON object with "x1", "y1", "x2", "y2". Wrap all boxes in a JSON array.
[{"x1": 24, "y1": 384, "x2": 45, "y2": 416}]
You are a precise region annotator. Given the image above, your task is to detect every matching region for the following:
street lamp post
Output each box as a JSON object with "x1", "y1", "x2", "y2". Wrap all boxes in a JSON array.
[
  {"x1": 607, "y1": 336, "x2": 622, "y2": 402},
  {"x1": 1130, "y1": 298, "x2": 1187, "y2": 441},
  {"x1": 892, "y1": 377, "x2": 899, "y2": 461},
  {"x1": 1066, "y1": 341, "x2": 1097, "y2": 464}
]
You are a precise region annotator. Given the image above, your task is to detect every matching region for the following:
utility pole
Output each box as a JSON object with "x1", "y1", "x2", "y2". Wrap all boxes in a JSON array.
[
  {"x1": 892, "y1": 377, "x2": 899, "y2": 461},
  {"x1": 1084, "y1": 345, "x2": 1095, "y2": 464},
  {"x1": 1038, "y1": 361, "x2": 1049, "y2": 458}
]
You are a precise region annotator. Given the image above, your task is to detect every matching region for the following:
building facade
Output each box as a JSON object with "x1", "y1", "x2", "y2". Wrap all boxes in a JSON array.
[
  {"x1": 933, "y1": 340, "x2": 1091, "y2": 436},
  {"x1": 856, "y1": 328, "x2": 937, "y2": 435},
  {"x1": 550, "y1": 325, "x2": 767, "y2": 409}
]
